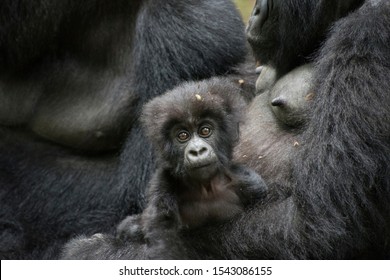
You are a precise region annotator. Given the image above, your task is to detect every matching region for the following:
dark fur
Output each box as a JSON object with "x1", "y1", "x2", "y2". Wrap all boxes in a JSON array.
[
  {"x1": 0, "y1": 0, "x2": 247, "y2": 259},
  {"x1": 63, "y1": 0, "x2": 390, "y2": 259},
  {"x1": 247, "y1": 0, "x2": 365, "y2": 78},
  {"x1": 118, "y1": 79, "x2": 266, "y2": 258},
  {"x1": 193, "y1": 0, "x2": 390, "y2": 259},
  {"x1": 62, "y1": 78, "x2": 267, "y2": 259}
]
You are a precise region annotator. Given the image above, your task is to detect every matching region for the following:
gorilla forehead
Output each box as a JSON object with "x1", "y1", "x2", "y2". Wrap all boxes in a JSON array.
[{"x1": 141, "y1": 78, "x2": 245, "y2": 134}]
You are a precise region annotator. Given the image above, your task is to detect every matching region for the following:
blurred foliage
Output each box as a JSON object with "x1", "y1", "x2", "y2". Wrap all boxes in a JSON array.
[{"x1": 234, "y1": 0, "x2": 255, "y2": 23}]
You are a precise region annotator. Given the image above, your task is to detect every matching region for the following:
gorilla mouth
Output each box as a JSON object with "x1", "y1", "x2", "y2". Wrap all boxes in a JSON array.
[
  {"x1": 187, "y1": 158, "x2": 218, "y2": 171},
  {"x1": 191, "y1": 163, "x2": 212, "y2": 170},
  {"x1": 189, "y1": 161, "x2": 220, "y2": 175}
]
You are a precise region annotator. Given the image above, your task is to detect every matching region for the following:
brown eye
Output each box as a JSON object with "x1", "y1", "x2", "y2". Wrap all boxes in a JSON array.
[
  {"x1": 199, "y1": 126, "x2": 212, "y2": 137},
  {"x1": 177, "y1": 131, "x2": 190, "y2": 142}
]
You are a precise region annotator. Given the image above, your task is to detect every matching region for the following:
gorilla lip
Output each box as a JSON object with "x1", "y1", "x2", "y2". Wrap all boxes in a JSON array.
[{"x1": 191, "y1": 163, "x2": 212, "y2": 169}]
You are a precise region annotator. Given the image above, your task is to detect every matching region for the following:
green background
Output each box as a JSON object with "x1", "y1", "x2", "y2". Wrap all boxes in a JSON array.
[{"x1": 234, "y1": 0, "x2": 256, "y2": 22}]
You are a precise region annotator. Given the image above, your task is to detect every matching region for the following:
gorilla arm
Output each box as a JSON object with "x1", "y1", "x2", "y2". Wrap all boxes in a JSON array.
[
  {"x1": 0, "y1": 2, "x2": 142, "y2": 152},
  {"x1": 61, "y1": 195, "x2": 300, "y2": 260},
  {"x1": 2, "y1": 0, "x2": 246, "y2": 153}
]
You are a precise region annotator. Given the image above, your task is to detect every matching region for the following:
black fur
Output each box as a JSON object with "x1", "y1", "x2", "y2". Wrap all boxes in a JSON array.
[
  {"x1": 63, "y1": 0, "x2": 390, "y2": 259},
  {"x1": 125, "y1": 79, "x2": 266, "y2": 258},
  {"x1": 192, "y1": 0, "x2": 390, "y2": 259},
  {"x1": 62, "y1": 78, "x2": 267, "y2": 259},
  {"x1": 246, "y1": 0, "x2": 365, "y2": 78},
  {"x1": 0, "y1": 0, "x2": 247, "y2": 259}
]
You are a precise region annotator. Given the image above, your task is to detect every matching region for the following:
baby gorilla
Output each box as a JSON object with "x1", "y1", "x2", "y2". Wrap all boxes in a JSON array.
[{"x1": 117, "y1": 78, "x2": 267, "y2": 258}]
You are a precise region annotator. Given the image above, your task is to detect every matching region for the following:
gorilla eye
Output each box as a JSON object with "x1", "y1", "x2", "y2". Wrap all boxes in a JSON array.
[
  {"x1": 199, "y1": 126, "x2": 212, "y2": 138},
  {"x1": 177, "y1": 131, "x2": 190, "y2": 142}
]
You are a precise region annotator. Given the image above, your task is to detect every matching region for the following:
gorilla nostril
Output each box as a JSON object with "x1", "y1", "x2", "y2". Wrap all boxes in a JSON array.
[
  {"x1": 189, "y1": 150, "x2": 198, "y2": 157},
  {"x1": 253, "y1": 8, "x2": 260, "y2": 16},
  {"x1": 271, "y1": 97, "x2": 287, "y2": 107},
  {"x1": 189, "y1": 147, "x2": 208, "y2": 158},
  {"x1": 198, "y1": 147, "x2": 208, "y2": 156}
]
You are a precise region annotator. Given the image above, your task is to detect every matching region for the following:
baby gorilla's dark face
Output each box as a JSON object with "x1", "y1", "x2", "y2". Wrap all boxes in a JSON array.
[
  {"x1": 170, "y1": 118, "x2": 219, "y2": 182},
  {"x1": 141, "y1": 78, "x2": 245, "y2": 183}
]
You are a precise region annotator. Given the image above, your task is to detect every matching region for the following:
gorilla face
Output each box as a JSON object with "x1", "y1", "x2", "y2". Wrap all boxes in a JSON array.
[
  {"x1": 169, "y1": 120, "x2": 220, "y2": 182},
  {"x1": 246, "y1": 0, "x2": 365, "y2": 76},
  {"x1": 246, "y1": 0, "x2": 279, "y2": 66}
]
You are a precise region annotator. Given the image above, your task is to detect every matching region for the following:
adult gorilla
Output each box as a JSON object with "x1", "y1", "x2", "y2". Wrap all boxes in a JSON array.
[
  {"x1": 0, "y1": 0, "x2": 248, "y2": 259},
  {"x1": 63, "y1": 0, "x2": 390, "y2": 259}
]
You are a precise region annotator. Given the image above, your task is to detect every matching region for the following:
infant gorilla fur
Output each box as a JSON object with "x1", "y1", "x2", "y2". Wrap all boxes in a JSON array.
[{"x1": 117, "y1": 78, "x2": 267, "y2": 252}]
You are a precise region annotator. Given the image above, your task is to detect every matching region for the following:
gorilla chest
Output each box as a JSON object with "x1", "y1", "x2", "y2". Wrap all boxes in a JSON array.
[{"x1": 177, "y1": 176, "x2": 243, "y2": 228}]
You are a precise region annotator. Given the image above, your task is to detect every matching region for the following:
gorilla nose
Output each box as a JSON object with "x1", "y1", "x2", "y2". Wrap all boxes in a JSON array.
[
  {"x1": 185, "y1": 137, "x2": 216, "y2": 167},
  {"x1": 187, "y1": 146, "x2": 209, "y2": 163},
  {"x1": 248, "y1": 0, "x2": 271, "y2": 32}
]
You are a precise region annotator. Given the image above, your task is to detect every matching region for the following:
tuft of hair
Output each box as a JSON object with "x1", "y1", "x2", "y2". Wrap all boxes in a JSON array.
[{"x1": 141, "y1": 77, "x2": 247, "y2": 160}]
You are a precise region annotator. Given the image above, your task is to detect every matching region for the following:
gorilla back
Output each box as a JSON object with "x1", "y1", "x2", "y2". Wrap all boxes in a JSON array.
[{"x1": 0, "y1": 0, "x2": 247, "y2": 259}]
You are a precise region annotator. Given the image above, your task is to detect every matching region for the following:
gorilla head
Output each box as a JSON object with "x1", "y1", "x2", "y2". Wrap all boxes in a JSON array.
[{"x1": 246, "y1": 0, "x2": 365, "y2": 76}]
